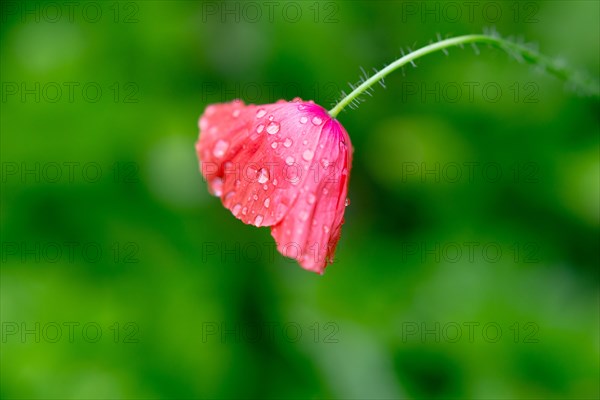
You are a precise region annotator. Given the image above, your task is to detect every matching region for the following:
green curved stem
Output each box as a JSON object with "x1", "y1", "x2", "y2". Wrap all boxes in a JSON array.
[{"x1": 328, "y1": 34, "x2": 597, "y2": 118}]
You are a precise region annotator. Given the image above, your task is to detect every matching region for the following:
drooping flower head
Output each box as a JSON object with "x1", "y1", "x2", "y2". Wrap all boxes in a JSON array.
[{"x1": 196, "y1": 98, "x2": 352, "y2": 274}]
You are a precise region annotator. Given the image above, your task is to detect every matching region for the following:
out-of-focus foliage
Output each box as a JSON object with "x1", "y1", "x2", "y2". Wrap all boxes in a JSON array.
[{"x1": 1, "y1": 1, "x2": 598, "y2": 399}]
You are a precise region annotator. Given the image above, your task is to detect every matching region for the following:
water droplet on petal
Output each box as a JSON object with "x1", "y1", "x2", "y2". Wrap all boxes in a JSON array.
[
  {"x1": 256, "y1": 109, "x2": 266, "y2": 118},
  {"x1": 285, "y1": 156, "x2": 295, "y2": 165},
  {"x1": 242, "y1": 207, "x2": 248, "y2": 215},
  {"x1": 256, "y1": 124, "x2": 264, "y2": 133},
  {"x1": 273, "y1": 179, "x2": 278, "y2": 186},
  {"x1": 320, "y1": 158, "x2": 330, "y2": 168},
  {"x1": 257, "y1": 168, "x2": 270, "y2": 184},
  {"x1": 302, "y1": 139, "x2": 308, "y2": 145},
  {"x1": 312, "y1": 116, "x2": 323, "y2": 125},
  {"x1": 254, "y1": 214, "x2": 263, "y2": 226},
  {"x1": 323, "y1": 188, "x2": 329, "y2": 195},
  {"x1": 345, "y1": 198, "x2": 351, "y2": 206},
  {"x1": 300, "y1": 116, "x2": 308, "y2": 124},
  {"x1": 271, "y1": 142, "x2": 278, "y2": 149},
  {"x1": 210, "y1": 177, "x2": 223, "y2": 196},
  {"x1": 263, "y1": 184, "x2": 268, "y2": 190},
  {"x1": 253, "y1": 194, "x2": 258, "y2": 201},
  {"x1": 263, "y1": 198, "x2": 270, "y2": 208},
  {"x1": 283, "y1": 138, "x2": 293, "y2": 147},
  {"x1": 323, "y1": 225, "x2": 330, "y2": 234},
  {"x1": 302, "y1": 149, "x2": 314, "y2": 161},
  {"x1": 268, "y1": 115, "x2": 274, "y2": 121},
  {"x1": 266, "y1": 121, "x2": 280, "y2": 135},
  {"x1": 232, "y1": 203, "x2": 242, "y2": 216},
  {"x1": 199, "y1": 117, "x2": 209, "y2": 130},
  {"x1": 234, "y1": 179, "x2": 241, "y2": 189},
  {"x1": 224, "y1": 191, "x2": 235, "y2": 200},
  {"x1": 212, "y1": 139, "x2": 229, "y2": 158},
  {"x1": 232, "y1": 109, "x2": 240, "y2": 118},
  {"x1": 307, "y1": 193, "x2": 316, "y2": 204},
  {"x1": 299, "y1": 210, "x2": 308, "y2": 221}
]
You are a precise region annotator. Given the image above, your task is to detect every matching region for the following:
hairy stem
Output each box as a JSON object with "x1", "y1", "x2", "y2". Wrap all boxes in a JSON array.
[{"x1": 328, "y1": 34, "x2": 598, "y2": 118}]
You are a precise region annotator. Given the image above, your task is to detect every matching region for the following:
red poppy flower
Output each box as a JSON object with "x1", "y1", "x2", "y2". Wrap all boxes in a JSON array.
[{"x1": 196, "y1": 98, "x2": 352, "y2": 274}]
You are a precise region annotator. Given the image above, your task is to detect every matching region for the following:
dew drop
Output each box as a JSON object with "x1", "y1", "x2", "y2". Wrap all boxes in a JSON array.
[
  {"x1": 320, "y1": 158, "x2": 330, "y2": 168},
  {"x1": 232, "y1": 109, "x2": 240, "y2": 118},
  {"x1": 257, "y1": 168, "x2": 270, "y2": 184},
  {"x1": 273, "y1": 179, "x2": 278, "y2": 186},
  {"x1": 323, "y1": 188, "x2": 329, "y2": 195},
  {"x1": 254, "y1": 214, "x2": 263, "y2": 226},
  {"x1": 224, "y1": 191, "x2": 235, "y2": 200},
  {"x1": 271, "y1": 142, "x2": 278, "y2": 149},
  {"x1": 263, "y1": 198, "x2": 270, "y2": 208},
  {"x1": 256, "y1": 109, "x2": 267, "y2": 118},
  {"x1": 234, "y1": 179, "x2": 241, "y2": 189},
  {"x1": 285, "y1": 156, "x2": 295, "y2": 165},
  {"x1": 253, "y1": 194, "x2": 259, "y2": 201},
  {"x1": 268, "y1": 115, "x2": 274, "y2": 121},
  {"x1": 307, "y1": 193, "x2": 316, "y2": 204},
  {"x1": 323, "y1": 225, "x2": 330, "y2": 234},
  {"x1": 212, "y1": 139, "x2": 229, "y2": 158},
  {"x1": 256, "y1": 124, "x2": 264, "y2": 133},
  {"x1": 199, "y1": 117, "x2": 208, "y2": 130},
  {"x1": 263, "y1": 184, "x2": 268, "y2": 190},
  {"x1": 302, "y1": 139, "x2": 308, "y2": 145},
  {"x1": 299, "y1": 210, "x2": 309, "y2": 221},
  {"x1": 266, "y1": 121, "x2": 280, "y2": 135},
  {"x1": 300, "y1": 116, "x2": 308, "y2": 124},
  {"x1": 312, "y1": 116, "x2": 323, "y2": 125},
  {"x1": 283, "y1": 138, "x2": 293, "y2": 148},
  {"x1": 345, "y1": 198, "x2": 351, "y2": 206},
  {"x1": 210, "y1": 177, "x2": 223, "y2": 196},
  {"x1": 242, "y1": 207, "x2": 248, "y2": 215},
  {"x1": 232, "y1": 203, "x2": 242, "y2": 216},
  {"x1": 302, "y1": 149, "x2": 314, "y2": 161},
  {"x1": 205, "y1": 105, "x2": 216, "y2": 116}
]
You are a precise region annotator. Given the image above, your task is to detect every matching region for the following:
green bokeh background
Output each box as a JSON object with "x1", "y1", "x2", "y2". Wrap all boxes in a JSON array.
[{"x1": 1, "y1": 1, "x2": 599, "y2": 398}]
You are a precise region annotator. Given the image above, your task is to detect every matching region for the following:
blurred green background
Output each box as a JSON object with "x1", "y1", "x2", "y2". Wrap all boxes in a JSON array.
[{"x1": 1, "y1": 1, "x2": 599, "y2": 399}]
